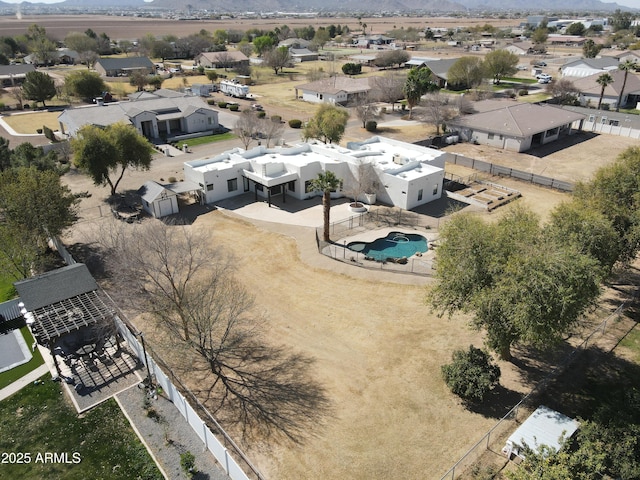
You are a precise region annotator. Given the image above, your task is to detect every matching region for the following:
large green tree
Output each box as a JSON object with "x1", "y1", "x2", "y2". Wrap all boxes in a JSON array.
[
  {"x1": 263, "y1": 46, "x2": 291, "y2": 75},
  {"x1": 428, "y1": 206, "x2": 601, "y2": 360},
  {"x1": 0, "y1": 167, "x2": 78, "y2": 277},
  {"x1": 302, "y1": 104, "x2": 350, "y2": 144},
  {"x1": 72, "y1": 122, "x2": 154, "y2": 196},
  {"x1": 483, "y1": 50, "x2": 519, "y2": 85},
  {"x1": 310, "y1": 171, "x2": 341, "y2": 242},
  {"x1": 447, "y1": 56, "x2": 484, "y2": 90},
  {"x1": 27, "y1": 24, "x2": 58, "y2": 66},
  {"x1": 65, "y1": 70, "x2": 107, "y2": 101},
  {"x1": 403, "y1": 66, "x2": 438, "y2": 119},
  {"x1": 573, "y1": 146, "x2": 640, "y2": 264},
  {"x1": 22, "y1": 70, "x2": 57, "y2": 107}
]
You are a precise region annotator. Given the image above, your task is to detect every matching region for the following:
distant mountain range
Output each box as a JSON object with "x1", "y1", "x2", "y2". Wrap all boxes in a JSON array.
[{"x1": 1, "y1": 0, "x2": 635, "y2": 12}]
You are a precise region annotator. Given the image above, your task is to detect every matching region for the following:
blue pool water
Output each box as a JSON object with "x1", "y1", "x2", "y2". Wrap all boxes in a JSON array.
[{"x1": 347, "y1": 232, "x2": 428, "y2": 261}]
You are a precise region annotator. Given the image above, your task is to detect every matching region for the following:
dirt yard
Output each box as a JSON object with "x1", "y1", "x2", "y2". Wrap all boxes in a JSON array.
[{"x1": 56, "y1": 127, "x2": 639, "y2": 480}]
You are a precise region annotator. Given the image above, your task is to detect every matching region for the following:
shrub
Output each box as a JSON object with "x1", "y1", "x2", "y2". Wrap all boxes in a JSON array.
[
  {"x1": 441, "y1": 345, "x2": 500, "y2": 403},
  {"x1": 24, "y1": 104, "x2": 30, "y2": 109},
  {"x1": 288, "y1": 119, "x2": 302, "y2": 128},
  {"x1": 229, "y1": 104, "x2": 239, "y2": 111},
  {"x1": 271, "y1": 115, "x2": 282, "y2": 123},
  {"x1": 518, "y1": 89, "x2": 529, "y2": 96},
  {"x1": 207, "y1": 98, "x2": 216, "y2": 105},
  {"x1": 342, "y1": 62, "x2": 362, "y2": 75},
  {"x1": 168, "y1": 176, "x2": 177, "y2": 183},
  {"x1": 36, "y1": 128, "x2": 43, "y2": 134},
  {"x1": 180, "y1": 451, "x2": 196, "y2": 477},
  {"x1": 365, "y1": 120, "x2": 377, "y2": 132},
  {"x1": 218, "y1": 101, "x2": 227, "y2": 108},
  {"x1": 43, "y1": 125, "x2": 56, "y2": 142}
]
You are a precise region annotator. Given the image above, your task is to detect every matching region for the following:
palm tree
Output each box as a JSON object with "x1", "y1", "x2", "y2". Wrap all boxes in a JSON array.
[
  {"x1": 311, "y1": 171, "x2": 341, "y2": 243},
  {"x1": 616, "y1": 59, "x2": 638, "y2": 112},
  {"x1": 595, "y1": 72, "x2": 614, "y2": 110}
]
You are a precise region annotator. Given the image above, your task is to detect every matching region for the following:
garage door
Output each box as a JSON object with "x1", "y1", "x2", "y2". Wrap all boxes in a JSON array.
[{"x1": 158, "y1": 198, "x2": 174, "y2": 217}]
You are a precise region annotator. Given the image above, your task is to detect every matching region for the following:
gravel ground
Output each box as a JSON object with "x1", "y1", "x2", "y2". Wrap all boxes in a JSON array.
[{"x1": 116, "y1": 384, "x2": 230, "y2": 480}]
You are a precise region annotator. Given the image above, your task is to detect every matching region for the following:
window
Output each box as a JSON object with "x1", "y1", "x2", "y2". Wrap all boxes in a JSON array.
[
  {"x1": 488, "y1": 133, "x2": 494, "y2": 140},
  {"x1": 227, "y1": 178, "x2": 238, "y2": 192},
  {"x1": 256, "y1": 184, "x2": 263, "y2": 192},
  {"x1": 601, "y1": 116, "x2": 607, "y2": 124},
  {"x1": 206, "y1": 184, "x2": 213, "y2": 191},
  {"x1": 288, "y1": 180, "x2": 295, "y2": 192},
  {"x1": 588, "y1": 114, "x2": 595, "y2": 122},
  {"x1": 609, "y1": 119, "x2": 619, "y2": 126},
  {"x1": 432, "y1": 185, "x2": 438, "y2": 195},
  {"x1": 418, "y1": 189, "x2": 423, "y2": 201}
]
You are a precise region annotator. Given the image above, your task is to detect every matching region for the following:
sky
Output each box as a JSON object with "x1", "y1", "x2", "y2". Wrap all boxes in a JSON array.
[{"x1": 1, "y1": 0, "x2": 639, "y2": 8}]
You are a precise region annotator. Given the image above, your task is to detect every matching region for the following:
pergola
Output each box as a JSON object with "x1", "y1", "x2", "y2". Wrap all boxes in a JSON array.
[{"x1": 14, "y1": 264, "x2": 117, "y2": 378}]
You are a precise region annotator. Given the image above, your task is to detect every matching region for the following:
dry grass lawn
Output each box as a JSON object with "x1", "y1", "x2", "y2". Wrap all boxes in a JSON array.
[{"x1": 2, "y1": 110, "x2": 61, "y2": 134}]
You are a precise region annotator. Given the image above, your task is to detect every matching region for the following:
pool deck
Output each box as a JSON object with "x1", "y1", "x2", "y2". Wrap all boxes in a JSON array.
[{"x1": 212, "y1": 194, "x2": 443, "y2": 285}]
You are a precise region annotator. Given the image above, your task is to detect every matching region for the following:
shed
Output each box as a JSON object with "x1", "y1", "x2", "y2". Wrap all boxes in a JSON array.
[
  {"x1": 504, "y1": 405, "x2": 580, "y2": 459},
  {"x1": 138, "y1": 181, "x2": 179, "y2": 218}
]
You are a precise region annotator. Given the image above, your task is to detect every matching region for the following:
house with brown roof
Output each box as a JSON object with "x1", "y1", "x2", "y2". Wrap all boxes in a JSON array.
[
  {"x1": 195, "y1": 51, "x2": 249, "y2": 69},
  {"x1": 295, "y1": 76, "x2": 372, "y2": 105},
  {"x1": 503, "y1": 41, "x2": 535, "y2": 56},
  {"x1": 448, "y1": 101, "x2": 585, "y2": 152},
  {"x1": 571, "y1": 69, "x2": 640, "y2": 109}
]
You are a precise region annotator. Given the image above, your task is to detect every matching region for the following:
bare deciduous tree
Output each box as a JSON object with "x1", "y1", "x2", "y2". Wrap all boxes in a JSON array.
[
  {"x1": 234, "y1": 110, "x2": 261, "y2": 149},
  {"x1": 89, "y1": 220, "x2": 331, "y2": 442},
  {"x1": 370, "y1": 72, "x2": 405, "y2": 112},
  {"x1": 344, "y1": 159, "x2": 379, "y2": 206},
  {"x1": 419, "y1": 92, "x2": 457, "y2": 135},
  {"x1": 353, "y1": 92, "x2": 384, "y2": 128},
  {"x1": 258, "y1": 117, "x2": 285, "y2": 148}
]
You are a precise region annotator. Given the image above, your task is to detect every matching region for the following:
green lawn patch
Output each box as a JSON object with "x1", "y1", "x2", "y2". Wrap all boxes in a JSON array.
[
  {"x1": 179, "y1": 131, "x2": 236, "y2": 147},
  {"x1": 619, "y1": 326, "x2": 640, "y2": 364},
  {"x1": 0, "y1": 276, "x2": 16, "y2": 302},
  {"x1": 0, "y1": 327, "x2": 44, "y2": 390},
  {"x1": 0, "y1": 376, "x2": 163, "y2": 479}
]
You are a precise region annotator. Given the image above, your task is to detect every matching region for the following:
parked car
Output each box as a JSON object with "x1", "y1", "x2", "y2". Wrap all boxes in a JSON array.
[
  {"x1": 251, "y1": 104, "x2": 264, "y2": 111},
  {"x1": 533, "y1": 61, "x2": 547, "y2": 67}
]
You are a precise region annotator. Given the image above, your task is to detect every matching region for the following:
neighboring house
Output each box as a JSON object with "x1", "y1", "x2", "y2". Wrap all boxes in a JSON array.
[
  {"x1": 195, "y1": 51, "x2": 249, "y2": 69},
  {"x1": 347, "y1": 54, "x2": 377, "y2": 66},
  {"x1": 405, "y1": 56, "x2": 439, "y2": 68},
  {"x1": 278, "y1": 38, "x2": 311, "y2": 49},
  {"x1": 422, "y1": 58, "x2": 461, "y2": 88},
  {"x1": 183, "y1": 136, "x2": 446, "y2": 211},
  {"x1": 0, "y1": 64, "x2": 35, "y2": 87},
  {"x1": 295, "y1": 76, "x2": 371, "y2": 105},
  {"x1": 290, "y1": 48, "x2": 319, "y2": 62},
  {"x1": 23, "y1": 48, "x2": 80, "y2": 66},
  {"x1": 58, "y1": 91, "x2": 219, "y2": 141},
  {"x1": 94, "y1": 56, "x2": 155, "y2": 77},
  {"x1": 571, "y1": 69, "x2": 640, "y2": 109},
  {"x1": 449, "y1": 100, "x2": 585, "y2": 152},
  {"x1": 547, "y1": 34, "x2": 586, "y2": 46},
  {"x1": 503, "y1": 41, "x2": 535, "y2": 56},
  {"x1": 353, "y1": 35, "x2": 395, "y2": 49},
  {"x1": 600, "y1": 50, "x2": 640, "y2": 64},
  {"x1": 561, "y1": 57, "x2": 619, "y2": 78}
]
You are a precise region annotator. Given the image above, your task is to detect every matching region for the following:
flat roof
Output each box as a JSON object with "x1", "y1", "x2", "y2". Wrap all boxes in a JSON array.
[{"x1": 507, "y1": 405, "x2": 580, "y2": 453}]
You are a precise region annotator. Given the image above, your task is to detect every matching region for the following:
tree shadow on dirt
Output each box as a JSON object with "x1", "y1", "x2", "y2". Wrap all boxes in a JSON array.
[
  {"x1": 539, "y1": 344, "x2": 640, "y2": 421},
  {"x1": 66, "y1": 242, "x2": 110, "y2": 281},
  {"x1": 466, "y1": 384, "x2": 524, "y2": 419}
]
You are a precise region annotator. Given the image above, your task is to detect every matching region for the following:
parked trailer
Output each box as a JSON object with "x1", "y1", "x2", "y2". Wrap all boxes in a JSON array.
[{"x1": 220, "y1": 80, "x2": 249, "y2": 98}]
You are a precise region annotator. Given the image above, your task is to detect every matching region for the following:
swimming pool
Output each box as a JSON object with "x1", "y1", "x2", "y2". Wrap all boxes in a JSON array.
[{"x1": 347, "y1": 232, "x2": 428, "y2": 261}]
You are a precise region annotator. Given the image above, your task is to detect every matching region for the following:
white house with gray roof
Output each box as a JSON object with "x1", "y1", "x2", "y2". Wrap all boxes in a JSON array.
[
  {"x1": 57, "y1": 91, "x2": 219, "y2": 142},
  {"x1": 183, "y1": 136, "x2": 446, "y2": 210},
  {"x1": 449, "y1": 101, "x2": 585, "y2": 152},
  {"x1": 561, "y1": 57, "x2": 619, "y2": 78},
  {"x1": 295, "y1": 76, "x2": 372, "y2": 105}
]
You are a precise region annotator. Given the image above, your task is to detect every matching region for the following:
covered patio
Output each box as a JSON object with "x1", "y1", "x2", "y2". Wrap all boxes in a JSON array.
[{"x1": 14, "y1": 264, "x2": 143, "y2": 412}]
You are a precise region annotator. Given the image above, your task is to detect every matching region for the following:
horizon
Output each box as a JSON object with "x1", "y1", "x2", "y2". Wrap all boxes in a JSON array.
[{"x1": 1, "y1": 0, "x2": 639, "y2": 10}]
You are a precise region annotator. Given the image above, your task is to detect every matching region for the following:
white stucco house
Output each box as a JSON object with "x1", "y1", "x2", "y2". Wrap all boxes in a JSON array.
[
  {"x1": 58, "y1": 90, "x2": 219, "y2": 142},
  {"x1": 183, "y1": 136, "x2": 446, "y2": 211},
  {"x1": 560, "y1": 57, "x2": 619, "y2": 78}
]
